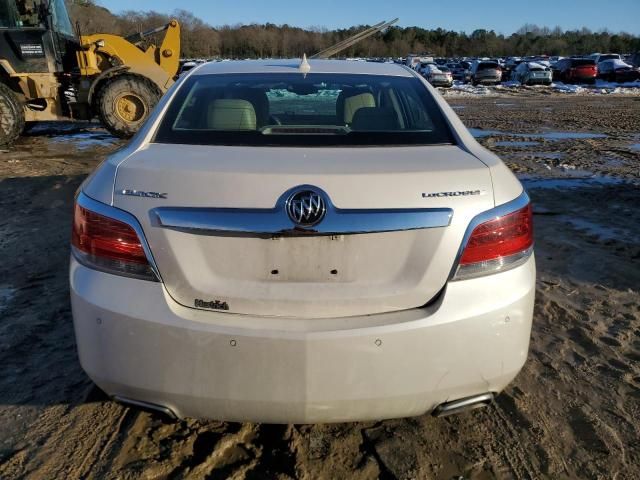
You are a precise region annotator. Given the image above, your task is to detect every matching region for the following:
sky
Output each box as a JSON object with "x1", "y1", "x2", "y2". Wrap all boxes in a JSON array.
[{"x1": 101, "y1": 0, "x2": 640, "y2": 35}]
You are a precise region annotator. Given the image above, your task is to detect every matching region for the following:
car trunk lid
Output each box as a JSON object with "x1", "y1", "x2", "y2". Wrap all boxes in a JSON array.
[{"x1": 113, "y1": 144, "x2": 494, "y2": 318}]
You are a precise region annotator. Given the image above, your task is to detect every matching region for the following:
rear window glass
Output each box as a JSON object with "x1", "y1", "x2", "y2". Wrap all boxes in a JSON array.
[
  {"x1": 478, "y1": 62, "x2": 499, "y2": 70},
  {"x1": 154, "y1": 73, "x2": 454, "y2": 147},
  {"x1": 571, "y1": 59, "x2": 596, "y2": 66}
]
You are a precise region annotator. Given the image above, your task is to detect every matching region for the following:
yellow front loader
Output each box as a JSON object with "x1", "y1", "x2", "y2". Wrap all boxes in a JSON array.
[{"x1": 0, "y1": 0, "x2": 181, "y2": 144}]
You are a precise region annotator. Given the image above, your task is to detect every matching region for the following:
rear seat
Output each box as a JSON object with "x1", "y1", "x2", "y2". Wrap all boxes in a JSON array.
[
  {"x1": 225, "y1": 88, "x2": 270, "y2": 127},
  {"x1": 336, "y1": 89, "x2": 376, "y2": 125},
  {"x1": 207, "y1": 99, "x2": 257, "y2": 130},
  {"x1": 351, "y1": 107, "x2": 400, "y2": 130}
]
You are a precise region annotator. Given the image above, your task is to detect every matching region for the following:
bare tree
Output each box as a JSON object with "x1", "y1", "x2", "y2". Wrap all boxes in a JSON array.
[{"x1": 65, "y1": 2, "x2": 640, "y2": 59}]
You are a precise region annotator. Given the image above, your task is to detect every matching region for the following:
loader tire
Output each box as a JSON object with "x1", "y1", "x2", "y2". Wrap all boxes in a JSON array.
[
  {"x1": 0, "y1": 83, "x2": 25, "y2": 146},
  {"x1": 96, "y1": 75, "x2": 161, "y2": 138}
]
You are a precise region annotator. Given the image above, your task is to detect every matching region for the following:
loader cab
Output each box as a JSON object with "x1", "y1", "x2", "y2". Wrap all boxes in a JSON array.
[{"x1": 0, "y1": 0, "x2": 77, "y2": 75}]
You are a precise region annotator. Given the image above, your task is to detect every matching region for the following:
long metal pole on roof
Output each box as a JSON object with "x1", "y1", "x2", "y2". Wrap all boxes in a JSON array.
[
  {"x1": 311, "y1": 21, "x2": 386, "y2": 59},
  {"x1": 310, "y1": 18, "x2": 399, "y2": 59}
]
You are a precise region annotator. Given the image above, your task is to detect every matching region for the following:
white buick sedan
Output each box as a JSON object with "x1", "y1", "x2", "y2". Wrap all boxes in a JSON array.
[{"x1": 71, "y1": 59, "x2": 535, "y2": 423}]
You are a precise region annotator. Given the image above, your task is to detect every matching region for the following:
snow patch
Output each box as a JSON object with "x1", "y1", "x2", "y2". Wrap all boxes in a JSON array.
[
  {"x1": 442, "y1": 80, "x2": 640, "y2": 96},
  {"x1": 445, "y1": 82, "x2": 493, "y2": 96}
]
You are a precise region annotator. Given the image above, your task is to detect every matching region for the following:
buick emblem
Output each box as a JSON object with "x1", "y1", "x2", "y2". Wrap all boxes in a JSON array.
[{"x1": 286, "y1": 189, "x2": 327, "y2": 227}]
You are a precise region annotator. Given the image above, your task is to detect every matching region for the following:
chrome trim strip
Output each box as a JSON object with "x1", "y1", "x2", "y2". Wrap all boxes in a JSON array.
[
  {"x1": 76, "y1": 191, "x2": 163, "y2": 281},
  {"x1": 448, "y1": 190, "x2": 531, "y2": 281},
  {"x1": 155, "y1": 207, "x2": 453, "y2": 235},
  {"x1": 153, "y1": 185, "x2": 453, "y2": 236}
]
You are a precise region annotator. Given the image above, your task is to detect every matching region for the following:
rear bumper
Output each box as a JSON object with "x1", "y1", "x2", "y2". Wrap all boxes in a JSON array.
[
  {"x1": 568, "y1": 73, "x2": 597, "y2": 82},
  {"x1": 430, "y1": 78, "x2": 453, "y2": 87},
  {"x1": 475, "y1": 76, "x2": 501, "y2": 84},
  {"x1": 526, "y1": 76, "x2": 552, "y2": 84},
  {"x1": 615, "y1": 73, "x2": 640, "y2": 82},
  {"x1": 70, "y1": 255, "x2": 535, "y2": 423}
]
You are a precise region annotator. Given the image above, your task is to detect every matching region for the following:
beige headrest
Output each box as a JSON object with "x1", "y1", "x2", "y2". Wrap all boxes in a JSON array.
[
  {"x1": 343, "y1": 93, "x2": 376, "y2": 123},
  {"x1": 207, "y1": 99, "x2": 257, "y2": 130}
]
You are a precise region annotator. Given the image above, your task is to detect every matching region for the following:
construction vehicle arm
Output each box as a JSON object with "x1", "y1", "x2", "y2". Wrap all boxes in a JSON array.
[
  {"x1": 124, "y1": 22, "x2": 175, "y2": 44},
  {"x1": 157, "y1": 20, "x2": 181, "y2": 79},
  {"x1": 79, "y1": 19, "x2": 180, "y2": 81}
]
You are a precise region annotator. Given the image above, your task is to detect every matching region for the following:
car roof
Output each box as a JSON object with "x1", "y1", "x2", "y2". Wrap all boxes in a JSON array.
[{"x1": 192, "y1": 59, "x2": 414, "y2": 77}]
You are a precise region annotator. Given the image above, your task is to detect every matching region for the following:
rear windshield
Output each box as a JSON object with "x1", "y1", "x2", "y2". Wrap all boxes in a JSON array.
[
  {"x1": 478, "y1": 62, "x2": 499, "y2": 70},
  {"x1": 571, "y1": 59, "x2": 596, "y2": 66},
  {"x1": 154, "y1": 73, "x2": 454, "y2": 147}
]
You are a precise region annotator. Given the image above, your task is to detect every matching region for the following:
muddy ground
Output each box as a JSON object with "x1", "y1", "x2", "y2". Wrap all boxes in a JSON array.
[{"x1": 0, "y1": 93, "x2": 639, "y2": 480}]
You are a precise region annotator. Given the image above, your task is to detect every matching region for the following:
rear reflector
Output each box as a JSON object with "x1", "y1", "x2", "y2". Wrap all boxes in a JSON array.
[
  {"x1": 72, "y1": 201, "x2": 159, "y2": 281},
  {"x1": 453, "y1": 202, "x2": 533, "y2": 280}
]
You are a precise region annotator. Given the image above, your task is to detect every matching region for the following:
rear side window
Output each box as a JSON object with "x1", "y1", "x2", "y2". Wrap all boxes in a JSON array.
[{"x1": 154, "y1": 73, "x2": 454, "y2": 147}]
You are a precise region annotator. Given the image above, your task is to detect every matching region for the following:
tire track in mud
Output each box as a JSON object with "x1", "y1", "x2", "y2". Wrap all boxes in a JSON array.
[
  {"x1": 94, "y1": 417, "x2": 301, "y2": 480},
  {"x1": 167, "y1": 423, "x2": 261, "y2": 479},
  {"x1": 0, "y1": 401, "x2": 130, "y2": 479},
  {"x1": 474, "y1": 401, "x2": 539, "y2": 480}
]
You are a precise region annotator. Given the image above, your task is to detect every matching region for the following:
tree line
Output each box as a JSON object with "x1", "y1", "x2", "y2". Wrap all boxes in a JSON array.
[{"x1": 66, "y1": 1, "x2": 640, "y2": 59}]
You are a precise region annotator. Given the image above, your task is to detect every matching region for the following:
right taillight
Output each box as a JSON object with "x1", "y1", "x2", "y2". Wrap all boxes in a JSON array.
[
  {"x1": 452, "y1": 202, "x2": 533, "y2": 281},
  {"x1": 71, "y1": 197, "x2": 159, "y2": 281}
]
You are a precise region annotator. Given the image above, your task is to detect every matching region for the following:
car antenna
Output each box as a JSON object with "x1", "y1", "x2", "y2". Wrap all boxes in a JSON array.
[{"x1": 299, "y1": 53, "x2": 311, "y2": 77}]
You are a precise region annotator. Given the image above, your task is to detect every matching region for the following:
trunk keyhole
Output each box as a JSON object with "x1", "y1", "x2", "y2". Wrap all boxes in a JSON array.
[
  {"x1": 271, "y1": 269, "x2": 279, "y2": 275},
  {"x1": 330, "y1": 269, "x2": 338, "y2": 275}
]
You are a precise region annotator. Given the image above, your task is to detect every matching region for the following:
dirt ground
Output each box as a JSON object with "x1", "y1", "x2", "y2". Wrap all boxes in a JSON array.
[{"x1": 0, "y1": 93, "x2": 639, "y2": 480}]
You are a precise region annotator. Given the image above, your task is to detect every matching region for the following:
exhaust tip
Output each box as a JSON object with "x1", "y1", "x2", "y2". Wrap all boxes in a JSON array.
[
  {"x1": 432, "y1": 392, "x2": 494, "y2": 418},
  {"x1": 113, "y1": 395, "x2": 179, "y2": 420}
]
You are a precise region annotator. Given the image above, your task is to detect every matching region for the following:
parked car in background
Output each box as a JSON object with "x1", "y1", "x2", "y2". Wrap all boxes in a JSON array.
[
  {"x1": 406, "y1": 55, "x2": 434, "y2": 69},
  {"x1": 70, "y1": 59, "x2": 535, "y2": 423},
  {"x1": 447, "y1": 62, "x2": 470, "y2": 82},
  {"x1": 533, "y1": 59, "x2": 551, "y2": 68},
  {"x1": 631, "y1": 53, "x2": 640, "y2": 68},
  {"x1": 597, "y1": 59, "x2": 640, "y2": 83},
  {"x1": 416, "y1": 61, "x2": 438, "y2": 76},
  {"x1": 502, "y1": 58, "x2": 523, "y2": 82},
  {"x1": 592, "y1": 53, "x2": 621, "y2": 64},
  {"x1": 512, "y1": 62, "x2": 552, "y2": 86},
  {"x1": 178, "y1": 60, "x2": 200, "y2": 76},
  {"x1": 553, "y1": 58, "x2": 597, "y2": 84},
  {"x1": 470, "y1": 61, "x2": 502, "y2": 85},
  {"x1": 423, "y1": 65, "x2": 453, "y2": 87}
]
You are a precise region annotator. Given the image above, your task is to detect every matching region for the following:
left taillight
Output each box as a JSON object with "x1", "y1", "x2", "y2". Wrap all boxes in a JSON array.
[
  {"x1": 71, "y1": 199, "x2": 159, "y2": 281},
  {"x1": 452, "y1": 199, "x2": 534, "y2": 281}
]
